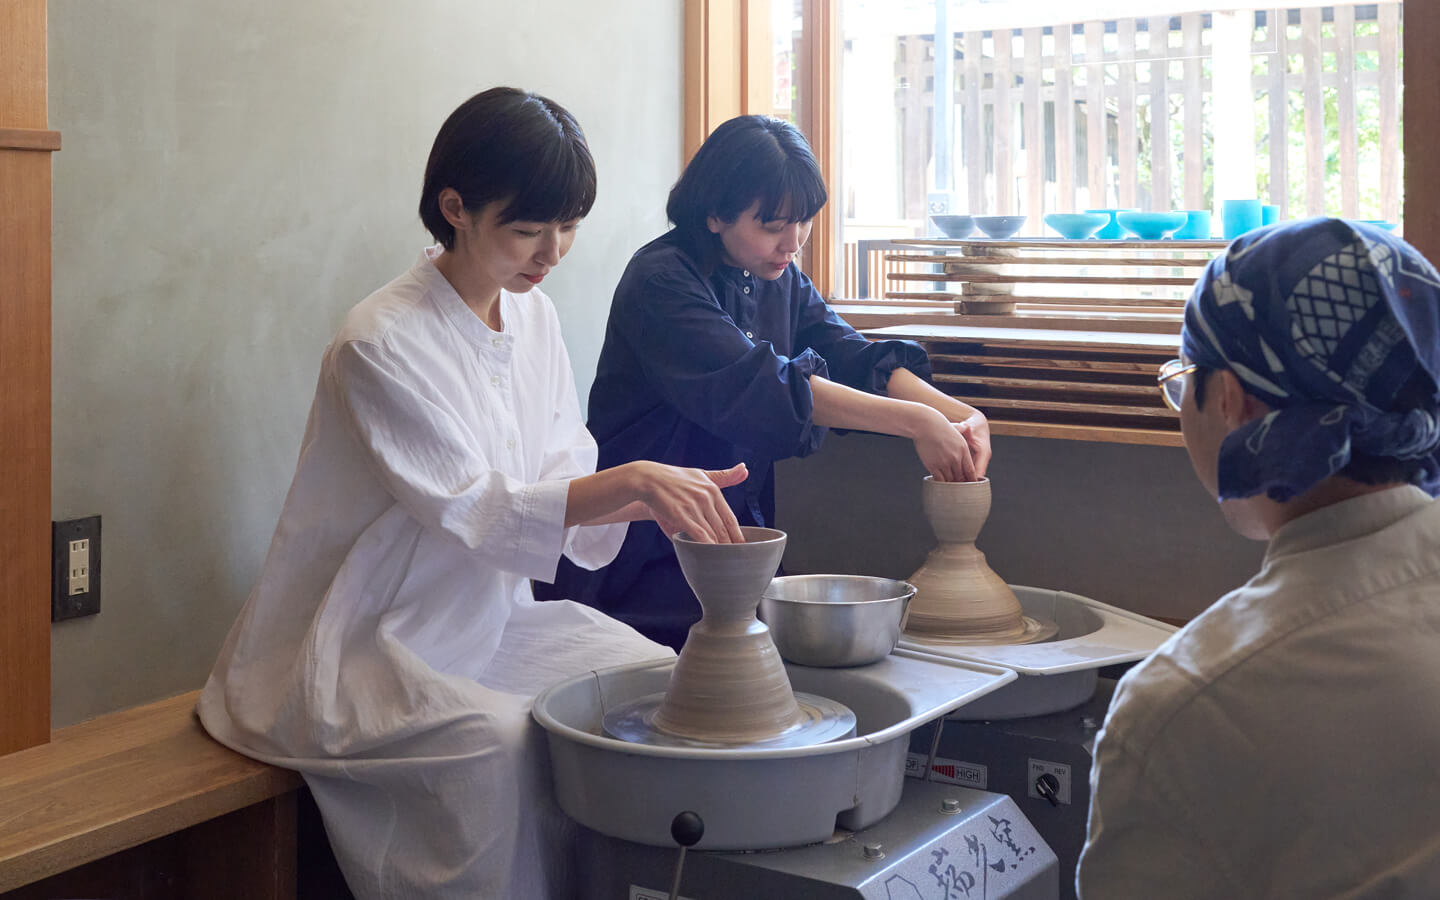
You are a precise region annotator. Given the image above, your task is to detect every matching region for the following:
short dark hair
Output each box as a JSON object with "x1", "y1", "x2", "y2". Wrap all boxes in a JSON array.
[
  {"x1": 419, "y1": 87, "x2": 596, "y2": 250},
  {"x1": 665, "y1": 115, "x2": 828, "y2": 270},
  {"x1": 1194, "y1": 365, "x2": 1438, "y2": 487}
]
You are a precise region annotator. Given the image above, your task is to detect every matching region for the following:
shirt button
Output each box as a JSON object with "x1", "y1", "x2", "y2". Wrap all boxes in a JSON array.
[
  {"x1": 745, "y1": 331, "x2": 754, "y2": 339},
  {"x1": 743, "y1": 270, "x2": 750, "y2": 277},
  {"x1": 492, "y1": 337, "x2": 504, "y2": 347},
  {"x1": 743, "y1": 286, "x2": 751, "y2": 294},
  {"x1": 490, "y1": 375, "x2": 501, "y2": 387},
  {"x1": 506, "y1": 438, "x2": 516, "y2": 450}
]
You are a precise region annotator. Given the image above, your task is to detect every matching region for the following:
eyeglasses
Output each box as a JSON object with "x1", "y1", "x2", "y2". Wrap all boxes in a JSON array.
[{"x1": 1157, "y1": 358, "x2": 1198, "y2": 412}]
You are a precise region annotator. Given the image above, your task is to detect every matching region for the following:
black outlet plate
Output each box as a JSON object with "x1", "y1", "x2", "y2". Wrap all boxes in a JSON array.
[{"x1": 52, "y1": 516, "x2": 101, "y2": 622}]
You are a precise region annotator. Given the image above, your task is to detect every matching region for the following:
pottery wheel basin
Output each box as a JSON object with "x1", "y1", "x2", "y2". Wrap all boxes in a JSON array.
[
  {"x1": 898, "y1": 585, "x2": 1177, "y2": 719},
  {"x1": 532, "y1": 651, "x2": 1014, "y2": 849}
]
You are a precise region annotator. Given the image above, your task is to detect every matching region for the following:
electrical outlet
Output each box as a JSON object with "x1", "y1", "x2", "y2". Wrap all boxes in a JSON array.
[{"x1": 52, "y1": 516, "x2": 101, "y2": 621}]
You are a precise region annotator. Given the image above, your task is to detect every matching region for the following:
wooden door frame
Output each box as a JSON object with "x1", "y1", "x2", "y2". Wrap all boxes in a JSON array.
[{"x1": 1, "y1": 0, "x2": 56, "y2": 755}]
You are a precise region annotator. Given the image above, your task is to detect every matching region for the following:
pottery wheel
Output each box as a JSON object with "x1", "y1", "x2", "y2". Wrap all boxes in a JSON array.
[
  {"x1": 906, "y1": 614, "x2": 1060, "y2": 647},
  {"x1": 603, "y1": 691, "x2": 858, "y2": 749}
]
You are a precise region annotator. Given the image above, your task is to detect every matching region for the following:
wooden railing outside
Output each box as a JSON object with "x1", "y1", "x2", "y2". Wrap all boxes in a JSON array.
[{"x1": 841, "y1": 0, "x2": 1404, "y2": 296}]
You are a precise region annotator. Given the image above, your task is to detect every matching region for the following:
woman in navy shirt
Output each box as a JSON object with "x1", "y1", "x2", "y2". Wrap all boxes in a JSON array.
[{"x1": 539, "y1": 115, "x2": 991, "y2": 649}]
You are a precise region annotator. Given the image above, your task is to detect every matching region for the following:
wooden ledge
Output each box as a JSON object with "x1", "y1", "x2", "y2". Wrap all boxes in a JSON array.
[
  {"x1": 0, "y1": 690, "x2": 303, "y2": 893},
  {"x1": 0, "y1": 128, "x2": 60, "y2": 152}
]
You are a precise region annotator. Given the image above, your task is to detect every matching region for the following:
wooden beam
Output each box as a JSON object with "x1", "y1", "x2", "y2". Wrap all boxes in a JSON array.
[
  {"x1": 0, "y1": 0, "x2": 53, "y2": 757},
  {"x1": 1054, "y1": 26, "x2": 1076, "y2": 213},
  {"x1": 1148, "y1": 16, "x2": 1172, "y2": 211},
  {"x1": 801, "y1": 0, "x2": 839, "y2": 297},
  {"x1": 1404, "y1": 0, "x2": 1439, "y2": 261},
  {"x1": 0, "y1": 128, "x2": 60, "y2": 152},
  {"x1": 1084, "y1": 21, "x2": 1107, "y2": 207},
  {"x1": 1023, "y1": 27, "x2": 1044, "y2": 227},
  {"x1": 741, "y1": 0, "x2": 773, "y2": 117},
  {"x1": 1378, "y1": 2, "x2": 1400, "y2": 224},
  {"x1": 1334, "y1": 5, "x2": 1358, "y2": 218},
  {"x1": 684, "y1": 0, "x2": 743, "y2": 166}
]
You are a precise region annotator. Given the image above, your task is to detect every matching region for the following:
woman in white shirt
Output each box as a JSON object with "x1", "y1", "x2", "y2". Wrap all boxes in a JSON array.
[{"x1": 197, "y1": 87, "x2": 745, "y2": 899}]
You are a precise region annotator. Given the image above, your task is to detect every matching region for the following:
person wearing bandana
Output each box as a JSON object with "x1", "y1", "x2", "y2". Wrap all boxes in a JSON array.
[{"x1": 1078, "y1": 218, "x2": 1440, "y2": 898}]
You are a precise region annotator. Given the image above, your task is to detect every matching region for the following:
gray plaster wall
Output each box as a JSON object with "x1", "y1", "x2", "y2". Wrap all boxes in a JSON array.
[
  {"x1": 776, "y1": 432, "x2": 1266, "y2": 621},
  {"x1": 47, "y1": 1, "x2": 683, "y2": 726}
]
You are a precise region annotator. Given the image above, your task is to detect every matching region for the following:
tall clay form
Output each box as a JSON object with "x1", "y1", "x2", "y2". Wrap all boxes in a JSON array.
[
  {"x1": 652, "y1": 527, "x2": 802, "y2": 743},
  {"x1": 903, "y1": 477, "x2": 1030, "y2": 642}
]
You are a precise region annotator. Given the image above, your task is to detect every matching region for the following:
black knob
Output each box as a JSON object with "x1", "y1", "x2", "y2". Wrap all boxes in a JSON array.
[
  {"x1": 1036, "y1": 773, "x2": 1060, "y2": 807},
  {"x1": 671, "y1": 811, "x2": 705, "y2": 848}
]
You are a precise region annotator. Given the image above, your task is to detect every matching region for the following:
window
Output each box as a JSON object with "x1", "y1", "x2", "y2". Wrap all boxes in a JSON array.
[
  {"x1": 824, "y1": 1, "x2": 1405, "y2": 444},
  {"x1": 687, "y1": 1, "x2": 1427, "y2": 445},
  {"x1": 840, "y1": 2, "x2": 1404, "y2": 274}
]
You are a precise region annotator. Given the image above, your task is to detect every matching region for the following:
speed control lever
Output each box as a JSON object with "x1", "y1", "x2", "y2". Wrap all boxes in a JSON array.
[{"x1": 668, "y1": 810, "x2": 705, "y2": 900}]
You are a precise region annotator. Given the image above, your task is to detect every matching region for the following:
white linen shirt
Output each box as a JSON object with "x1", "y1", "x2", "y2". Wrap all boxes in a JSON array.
[
  {"x1": 1079, "y1": 486, "x2": 1440, "y2": 899},
  {"x1": 198, "y1": 248, "x2": 671, "y2": 899}
]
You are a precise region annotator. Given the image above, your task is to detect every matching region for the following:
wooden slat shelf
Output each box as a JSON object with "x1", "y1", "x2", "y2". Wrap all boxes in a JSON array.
[
  {"x1": 881, "y1": 292, "x2": 1186, "y2": 308},
  {"x1": 888, "y1": 271, "x2": 1199, "y2": 286},
  {"x1": 962, "y1": 395, "x2": 1175, "y2": 419},
  {"x1": 934, "y1": 372, "x2": 1161, "y2": 398},
  {"x1": 856, "y1": 238, "x2": 1193, "y2": 446},
  {"x1": 863, "y1": 321, "x2": 1181, "y2": 445},
  {"x1": 989, "y1": 419, "x2": 1183, "y2": 447},
  {"x1": 891, "y1": 238, "x2": 1226, "y2": 251},
  {"x1": 865, "y1": 323, "x2": 1180, "y2": 351},
  {"x1": 929, "y1": 353, "x2": 1158, "y2": 375},
  {"x1": 835, "y1": 305, "x2": 1181, "y2": 335},
  {"x1": 884, "y1": 253, "x2": 1213, "y2": 267}
]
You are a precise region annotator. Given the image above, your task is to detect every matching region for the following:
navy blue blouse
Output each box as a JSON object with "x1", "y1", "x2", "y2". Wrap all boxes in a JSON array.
[{"x1": 538, "y1": 231, "x2": 930, "y2": 648}]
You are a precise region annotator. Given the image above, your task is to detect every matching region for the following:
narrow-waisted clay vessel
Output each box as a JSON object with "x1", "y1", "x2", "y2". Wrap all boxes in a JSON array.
[
  {"x1": 652, "y1": 526, "x2": 802, "y2": 743},
  {"x1": 903, "y1": 477, "x2": 1033, "y2": 642}
]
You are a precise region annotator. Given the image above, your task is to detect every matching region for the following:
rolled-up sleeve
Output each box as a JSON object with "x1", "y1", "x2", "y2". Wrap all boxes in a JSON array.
[
  {"x1": 790, "y1": 268, "x2": 931, "y2": 394},
  {"x1": 617, "y1": 270, "x2": 831, "y2": 459}
]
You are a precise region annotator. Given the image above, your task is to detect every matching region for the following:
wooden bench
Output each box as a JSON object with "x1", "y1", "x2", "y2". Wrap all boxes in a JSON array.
[{"x1": 0, "y1": 690, "x2": 309, "y2": 899}]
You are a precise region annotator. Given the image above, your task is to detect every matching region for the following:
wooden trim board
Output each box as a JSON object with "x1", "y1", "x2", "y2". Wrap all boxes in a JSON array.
[
  {"x1": 0, "y1": 128, "x2": 60, "y2": 152},
  {"x1": 0, "y1": 0, "x2": 52, "y2": 757}
]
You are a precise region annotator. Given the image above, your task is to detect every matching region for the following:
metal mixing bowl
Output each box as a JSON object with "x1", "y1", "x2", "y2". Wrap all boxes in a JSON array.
[{"x1": 759, "y1": 575, "x2": 916, "y2": 667}]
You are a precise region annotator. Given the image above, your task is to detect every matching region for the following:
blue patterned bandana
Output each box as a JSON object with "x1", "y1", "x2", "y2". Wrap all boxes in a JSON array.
[{"x1": 1181, "y1": 218, "x2": 1440, "y2": 501}]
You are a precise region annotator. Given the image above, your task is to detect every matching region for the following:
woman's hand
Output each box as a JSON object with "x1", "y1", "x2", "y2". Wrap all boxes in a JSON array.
[
  {"x1": 956, "y1": 407, "x2": 991, "y2": 480},
  {"x1": 910, "y1": 407, "x2": 979, "y2": 483},
  {"x1": 882, "y1": 368, "x2": 991, "y2": 481},
  {"x1": 635, "y1": 461, "x2": 748, "y2": 543}
]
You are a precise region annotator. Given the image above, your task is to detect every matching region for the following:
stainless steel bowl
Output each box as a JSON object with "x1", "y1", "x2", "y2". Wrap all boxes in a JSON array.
[{"x1": 759, "y1": 575, "x2": 916, "y2": 667}]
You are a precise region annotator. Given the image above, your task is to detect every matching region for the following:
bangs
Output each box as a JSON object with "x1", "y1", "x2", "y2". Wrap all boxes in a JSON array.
[
  {"x1": 752, "y1": 158, "x2": 828, "y2": 224},
  {"x1": 495, "y1": 137, "x2": 596, "y2": 224}
]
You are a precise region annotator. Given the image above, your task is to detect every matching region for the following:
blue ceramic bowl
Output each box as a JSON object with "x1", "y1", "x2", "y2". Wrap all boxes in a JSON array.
[
  {"x1": 930, "y1": 215, "x2": 976, "y2": 238},
  {"x1": 1044, "y1": 213, "x2": 1110, "y2": 240},
  {"x1": 1117, "y1": 211, "x2": 1188, "y2": 240},
  {"x1": 1086, "y1": 208, "x2": 1136, "y2": 240},
  {"x1": 973, "y1": 215, "x2": 1027, "y2": 239}
]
